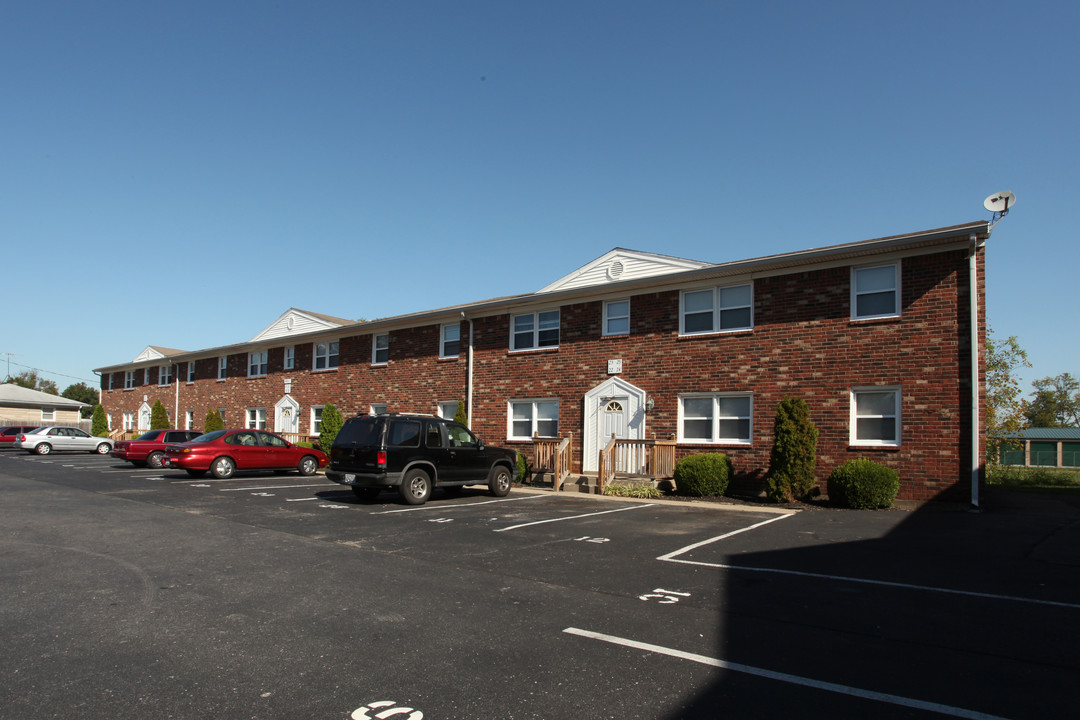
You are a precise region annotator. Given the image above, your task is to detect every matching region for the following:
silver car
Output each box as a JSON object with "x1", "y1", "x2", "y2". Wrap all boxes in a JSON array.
[{"x1": 17, "y1": 426, "x2": 113, "y2": 455}]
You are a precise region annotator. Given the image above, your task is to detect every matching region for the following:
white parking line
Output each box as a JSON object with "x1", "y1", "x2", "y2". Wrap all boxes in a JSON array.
[
  {"x1": 495, "y1": 503, "x2": 655, "y2": 532},
  {"x1": 563, "y1": 627, "x2": 1009, "y2": 720},
  {"x1": 374, "y1": 494, "x2": 549, "y2": 514},
  {"x1": 220, "y1": 483, "x2": 339, "y2": 492}
]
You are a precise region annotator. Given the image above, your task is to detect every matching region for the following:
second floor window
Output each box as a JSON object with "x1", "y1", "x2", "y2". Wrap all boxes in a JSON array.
[
  {"x1": 603, "y1": 300, "x2": 630, "y2": 336},
  {"x1": 249, "y1": 351, "x2": 268, "y2": 377},
  {"x1": 187, "y1": 361, "x2": 196, "y2": 383},
  {"x1": 125, "y1": 371, "x2": 134, "y2": 390},
  {"x1": 441, "y1": 324, "x2": 460, "y2": 358},
  {"x1": 373, "y1": 334, "x2": 388, "y2": 365},
  {"x1": 218, "y1": 357, "x2": 227, "y2": 380},
  {"x1": 314, "y1": 341, "x2": 339, "y2": 370},
  {"x1": 852, "y1": 264, "x2": 900, "y2": 319},
  {"x1": 512, "y1": 310, "x2": 560, "y2": 351},
  {"x1": 284, "y1": 346, "x2": 295, "y2": 370},
  {"x1": 681, "y1": 283, "x2": 753, "y2": 335},
  {"x1": 159, "y1": 365, "x2": 173, "y2": 386}
]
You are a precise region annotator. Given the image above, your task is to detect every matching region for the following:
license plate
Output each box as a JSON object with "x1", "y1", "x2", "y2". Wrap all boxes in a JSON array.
[{"x1": 344, "y1": 474, "x2": 355, "y2": 483}]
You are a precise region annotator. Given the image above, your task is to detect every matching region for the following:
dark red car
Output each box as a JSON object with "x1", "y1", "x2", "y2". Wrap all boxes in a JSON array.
[
  {"x1": 162, "y1": 428, "x2": 328, "y2": 479},
  {"x1": 1, "y1": 426, "x2": 39, "y2": 447},
  {"x1": 112, "y1": 429, "x2": 203, "y2": 468}
]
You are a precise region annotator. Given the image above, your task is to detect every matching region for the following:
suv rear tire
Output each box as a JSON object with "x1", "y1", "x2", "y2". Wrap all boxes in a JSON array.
[
  {"x1": 399, "y1": 468, "x2": 432, "y2": 505},
  {"x1": 488, "y1": 465, "x2": 512, "y2": 497}
]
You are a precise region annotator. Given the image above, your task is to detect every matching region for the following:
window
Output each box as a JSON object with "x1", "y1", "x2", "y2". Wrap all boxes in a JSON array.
[
  {"x1": 311, "y1": 406, "x2": 324, "y2": 435},
  {"x1": 603, "y1": 300, "x2": 630, "y2": 336},
  {"x1": 370, "y1": 403, "x2": 387, "y2": 415},
  {"x1": 159, "y1": 365, "x2": 173, "y2": 386},
  {"x1": 144, "y1": 368, "x2": 151, "y2": 385},
  {"x1": 218, "y1": 357, "x2": 227, "y2": 381},
  {"x1": 678, "y1": 394, "x2": 752, "y2": 444},
  {"x1": 187, "y1": 361, "x2": 196, "y2": 383},
  {"x1": 441, "y1": 323, "x2": 460, "y2": 358},
  {"x1": 852, "y1": 264, "x2": 899, "y2": 319},
  {"x1": 851, "y1": 387, "x2": 900, "y2": 446},
  {"x1": 284, "y1": 346, "x2": 295, "y2": 370},
  {"x1": 246, "y1": 407, "x2": 266, "y2": 430},
  {"x1": 680, "y1": 283, "x2": 753, "y2": 335},
  {"x1": 438, "y1": 401, "x2": 459, "y2": 420},
  {"x1": 387, "y1": 420, "x2": 421, "y2": 447},
  {"x1": 123, "y1": 412, "x2": 135, "y2": 430},
  {"x1": 314, "y1": 341, "x2": 339, "y2": 370},
  {"x1": 184, "y1": 410, "x2": 194, "y2": 430},
  {"x1": 217, "y1": 408, "x2": 226, "y2": 424},
  {"x1": 41, "y1": 407, "x2": 55, "y2": 422},
  {"x1": 108, "y1": 374, "x2": 114, "y2": 391},
  {"x1": 512, "y1": 310, "x2": 560, "y2": 351},
  {"x1": 248, "y1": 351, "x2": 268, "y2": 377},
  {"x1": 509, "y1": 399, "x2": 559, "y2": 440},
  {"x1": 124, "y1": 371, "x2": 134, "y2": 390},
  {"x1": 372, "y1": 334, "x2": 388, "y2": 365}
]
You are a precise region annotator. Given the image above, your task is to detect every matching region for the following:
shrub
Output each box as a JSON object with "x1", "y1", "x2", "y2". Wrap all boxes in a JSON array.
[
  {"x1": 515, "y1": 452, "x2": 531, "y2": 483},
  {"x1": 828, "y1": 459, "x2": 900, "y2": 509},
  {"x1": 673, "y1": 453, "x2": 731, "y2": 497},
  {"x1": 204, "y1": 408, "x2": 225, "y2": 432},
  {"x1": 766, "y1": 396, "x2": 818, "y2": 502},
  {"x1": 603, "y1": 483, "x2": 663, "y2": 499},
  {"x1": 91, "y1": 404, "x2": 108, "y2": 437},
  {"x1": 150, "y1": 400, "x2": 170, "y2": 430},
  {"x1": 317, "y1": 403, "x2": 344, "y2": 452},
  {"x1": 454, "y1": 400, "x2": 468, "y2": 426}
]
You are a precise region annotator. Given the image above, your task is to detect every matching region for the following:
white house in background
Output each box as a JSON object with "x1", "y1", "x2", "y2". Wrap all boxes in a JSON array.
[{"x1": 0, "y1": 383, "x2": 90, "y2": 426}]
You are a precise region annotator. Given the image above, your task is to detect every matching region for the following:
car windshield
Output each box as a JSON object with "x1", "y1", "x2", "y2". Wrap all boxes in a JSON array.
[
  {"x1": 136, "y1": 430, "x2": 163, "y2": 441},
  {"x1": 190, "y1": 430, "x2": 227, "y2": 443}
]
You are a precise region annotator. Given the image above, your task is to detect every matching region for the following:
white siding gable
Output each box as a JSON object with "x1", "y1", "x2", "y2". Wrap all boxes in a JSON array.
[
  {"x1": 133, "y1": 346, "x2": 166, "y2": 362},
  {"x1": 251, "y1": 308, "x2": 350, "y2": 342},
  {"x1": 538, "y1": 249, "x2": 711, "y2": 293}
]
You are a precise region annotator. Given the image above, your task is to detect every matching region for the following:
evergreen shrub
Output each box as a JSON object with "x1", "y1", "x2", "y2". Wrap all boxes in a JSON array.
[
  {"x1": 673, "y1": 453, "x2": 731, "y2": 497},
  {"x1": 150, "y1": 400, "x2": 170, "y2": 430},
  {"x1": 317, "y1": 403, "x2": 344, "y2": 453},
  {"x1": 766, "y1": 395, "x2": 818, "y2": 502},
  {"x1": 204, "y1": 408, "x2": 225, "y2": 432},
  {"x1": 828, "y1": 458, "x2": 900, "y2": 509},
  {"x1": 91, "y1": 404, "x2": 108, "y2": 437},
  {"x1": 453, "y1": 400, "x2": 468, "y2": 426}
]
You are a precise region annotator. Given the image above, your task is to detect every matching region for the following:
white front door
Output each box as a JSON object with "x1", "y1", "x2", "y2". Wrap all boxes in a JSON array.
[
  {"x1": 137, "y1": 402, "x2": 151, "y2": 432},
  {"x1": 583, "y1": 378, "x2": 646, "y2": 472},
  {"x1": 275, "y1": 396, "x2": 300, "y2": 437}
]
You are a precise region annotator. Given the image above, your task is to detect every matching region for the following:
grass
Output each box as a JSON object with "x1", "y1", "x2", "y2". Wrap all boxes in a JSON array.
[
  {"x1": 987, "y1": 464, "x2": 1080, "y2": 491},
  {"x1": 602, "y1": 483, "x2": 664, "y2": 499}
]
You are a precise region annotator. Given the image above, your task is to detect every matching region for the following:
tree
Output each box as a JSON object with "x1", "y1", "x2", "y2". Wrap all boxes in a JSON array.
[
  {"x1": 766, "y1": 396, "x2": 819, "y2": 502},
  {"x1": 453, "y1": 400, "x2": 467, "y2": 426},
  {"x1": 985, "y1": 329, "x2": 1031, "y2": 463},
  {"x1": 5, "y1": 370, "x2": 58, "y2": 395},
  {"x1": 1024, "y1": 373, "x2": 1080, "y2": 428},
  {"x1": 204, "y1": 408, "x2": 225, "y2": 432},
  {"x1": 91, "y1": 404, "x2": 109, "y2": 437},
  {"x1": 318, "y1": 403, "x2": 344, "y2": 453},
  {"x1": 62, "y1": 382, "x2": 99, "y2": 418},
  {"x1": 150, "y1": 400, "x2": 170, "y2": 430}
]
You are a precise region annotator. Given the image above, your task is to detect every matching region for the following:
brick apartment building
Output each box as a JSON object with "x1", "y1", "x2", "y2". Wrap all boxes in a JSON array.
[{"x1": 94, "y1": 221, "x2": 989, "y2": 503}]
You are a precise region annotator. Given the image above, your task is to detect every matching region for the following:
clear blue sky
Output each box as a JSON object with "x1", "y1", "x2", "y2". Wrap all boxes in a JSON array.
[{"x1": 2, "y1": 1, "x2": 1075, "y2": 396}]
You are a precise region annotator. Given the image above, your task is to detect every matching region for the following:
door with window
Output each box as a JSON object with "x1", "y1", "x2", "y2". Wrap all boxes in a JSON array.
[
  {"x1": 583, "y1": 377, "x2": 646, "y2": 473},
  {"x1": 275, "y1": 396, "x2": 300, "y2": 440}
]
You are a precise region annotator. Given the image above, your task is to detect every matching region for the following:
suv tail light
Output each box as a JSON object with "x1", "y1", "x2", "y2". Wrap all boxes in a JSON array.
[{"x1": 377, "y1": 450, "x2": 386, "y2": 467}]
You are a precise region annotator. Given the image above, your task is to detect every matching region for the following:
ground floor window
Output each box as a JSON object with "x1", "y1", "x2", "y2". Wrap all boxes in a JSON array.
[
  {"x1": 41, "y1": 407, "x2": 55, "y2": 422},
  {"x1": 438, "y1": 401, "x2": 459, "y2": 420},
  {"x1": 851, "y1": 387, "x2": 900, "y2": 446},
  {"x1": 246, "y1": 407, "x2": 266, "y2": 430},
  {"x1": 509, "y1": 399, "x2": 559, "y2": 440},
  {"x1": 678, "y1": 393, "x2": 752, "y2": 444},
  {"x1": 123, "y1": 412, "x2": 135, "y2": 431},
  {"x1": 185, "y1": 410, "x2": 194, "y2": 430},
  {"x1": 311, "y1": 406, "x2": 324, "y2": 435}
]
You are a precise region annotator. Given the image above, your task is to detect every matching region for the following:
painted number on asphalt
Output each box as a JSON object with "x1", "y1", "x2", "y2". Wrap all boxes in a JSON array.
[
  {"x1": 351, "y1": 700, "x2": 423, "y2": 719},
  {"x1": 639, "y1": 588, "x2": 691, "y2": 604},
  {"x1": 573, "y1": 536, "x2": 610, "y2": 543}
]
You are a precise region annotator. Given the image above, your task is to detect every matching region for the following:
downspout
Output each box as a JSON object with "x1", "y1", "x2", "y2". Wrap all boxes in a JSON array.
[
  {"x1": 174, "y1": 362, "x2": 180, "y2": 430},
  {"x1": 969, "y1": 234, "x2": 981, "y2": 509},
  {"x1": 464, "y1": 313, "x2": 474, "y2": 429}
]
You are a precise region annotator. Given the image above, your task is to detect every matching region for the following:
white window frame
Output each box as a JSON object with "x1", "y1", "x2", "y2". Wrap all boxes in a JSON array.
[
  {"x1": 438, "y1": 401, "x2": 459, "y2": 420},
  {"x1": 310, "y1": 405, "x2": 324, "y2": 436},
  {"x1": 314, "y1": 341, "x2": 340, "y2": 371},
  {"x1": 218, "y1": 356, "x2": 227, "y2": 381},
  {"x1": 158, "y1": 365, "x2": 173, "y2": 386},
  {"x1": 123, "y1": 412, "x2": 135, "y2": 430},
  {"x1": 440, "y1": 323, "x2": 461, "y2": 359},
  {"x1": 184, "y1": 410, "x2": 194, "y2": 430},
  {"x1": 679, "y1": 283, "x2": 754, "y2": 336},
  {"x1": 677, "y1": 393, "x2": 753, "y2": 445},
  {"x1": 108, "y1": 373, "x2": 114, "y2": 391},
  {"x1": 511, "y1": 310, "x2": 560, "y2": 351},
  {"x1": 284, "y1": 346, "x2": 295, "y2": 371},
  {"x1": 186, "y1": 361, "x2": 196, "y2": 384},
  {"x1": 124, "y1": 371, "x2": 134, "y2": 390},
  {"x1": 850, "y1": 386, "x2": 901, "y2": 447},
  {"x1": 603, "y1": 299, "x2": 631, "y2": 337},
  {"x1": 851, "y1": 263, "x2": 900, "y2": 320},
  {"x1": 246, "y1": 407, "x2": 266, "y2": 430},
  {"x1": 507, "y1": 398, "x2": 560, "y2": 440},
  {"x1": 248, "y1": 351, "x2": 268, "y2": 377},
  {"x1": 372, "y1": 334, "x2": 388, "y2": 365},
  {"x1": 370, "y1": 403, "x2": 387, "y2": 415},
  {"x1": 144, "y1": 368, "x2": 151, "y2": 385},
  {"x1": 41, "y1": 407, "x2": 55, "y2": 422}
]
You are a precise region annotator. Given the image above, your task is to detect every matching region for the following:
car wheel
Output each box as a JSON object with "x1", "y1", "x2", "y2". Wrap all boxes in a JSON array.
[
  {"x1": 297, "y1": 455, "x2": 318, "y2": 476},
  {"x1": 95, "y1": 443, "x2": 111, "y2": 455},
  {"x1": 147, "y1": 451, "x2": 165, "y2": 469},
  {"x1": 399, "y1": 469, "x2": 432, "y2": 505},
  {"x1": 34, "y1": 443, "x2": 52, "y2": 456},
  {"x1": 351, "y1": 487, "x2": 382, "y2": 501},
  {"x1": 488, "y1": 465, "x2": 512, "y2": 497},
  {"x1": 210, "y1": 456, "x2": 236, "y2": 479},
  {"x1": 185, "y1": 469, "x2": 207, "y2": 478}
]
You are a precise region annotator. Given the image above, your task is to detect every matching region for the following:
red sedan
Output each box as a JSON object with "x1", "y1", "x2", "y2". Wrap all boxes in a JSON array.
[
  {"x1": 113, "y1": 429, "x2": 202, "y2": 468},
  {"x1": 162, "y1": 429, "x2": 328, "y2": 479}
]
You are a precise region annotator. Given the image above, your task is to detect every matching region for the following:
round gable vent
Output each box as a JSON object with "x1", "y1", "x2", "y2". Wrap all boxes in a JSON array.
[{"x1": 607, "y1": 260, "x2": 624, "y2": 280}]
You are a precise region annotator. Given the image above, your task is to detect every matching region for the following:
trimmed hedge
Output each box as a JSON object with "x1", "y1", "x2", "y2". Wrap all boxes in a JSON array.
[
  {"x1": 673, "y1": 453, "x2": 731, "y2": 497},
  {"x1": 828, "y1": 458, "x2": 899, "y2": 509}
]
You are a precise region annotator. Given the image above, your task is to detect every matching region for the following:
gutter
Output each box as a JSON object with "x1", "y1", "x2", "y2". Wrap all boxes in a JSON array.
[{"x1": 969, "y1": 233, "x2": 983, "y2": 509}]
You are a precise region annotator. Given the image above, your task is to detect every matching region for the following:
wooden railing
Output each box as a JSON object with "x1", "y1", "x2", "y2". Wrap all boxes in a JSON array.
[
  {"x1": 281, "y1": 433, "x2": 317, "y2": 446},
  {"x1": 596, "y1": 434, "x2": 677, "y2": 494},
  {"x1": 532, "y1": 432, "x2": 573, "y2": 490}
]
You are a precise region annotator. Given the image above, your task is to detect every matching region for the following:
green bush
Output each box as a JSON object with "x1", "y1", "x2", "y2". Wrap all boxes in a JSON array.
[
  {"x1": 454, "y1": 400, "x2": 468, "y2": 426},
  {"x1": 673, "y1": 453, "x2": 731, "y2": 497},
  {"x1": 766, "y1": 395, "x2": 819, "y2": 502},
  {"x1": 150, "y1": 400, "x2": 170, "y2": 430},
  {"x1": 204, "y1": 408, "x2": 225, "y2": 432},
  {"x1": 828, "y1": 458, "x2": 900, "y2": 509},
  {"x1": 317, "y1": 403, "x2": 344, "y2": 452},
  {"x1": 603, "y1": 483, "x2": 663, "y2": 499},
  {"x1": 987, "y1": 463, "x2": 1080, "y2": 488},
  {"x1": 515, "y1": 452, "x2": 531, "y2": 483},
  {"x1": 91, "y1": 404, "x2": 108, "y2": 437}
]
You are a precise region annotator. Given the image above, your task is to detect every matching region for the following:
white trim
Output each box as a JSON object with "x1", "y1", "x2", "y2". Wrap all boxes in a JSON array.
[
  {"x1": 602, "y1": 299, "x2": 631, "y2": 337},
  {"x1": 507, "y1": 398, "x2": 560, "y2": 441},
  {"x1": 583, "y1": 377, "x2": 647, "y2": 472},
  {"x1": 850, "y1": 386, "x2": 901, "y2": 447},
  {"x1": 851, "y1": 262, "x2": 901, "y2": 320},
  {"x1": 679, "y1": 282, "x2": 753, "y2": 336},
  {"x1": 510, "y1": 309, "x2": 560, "y2": 352},
  {"x1": 440, "y1": 323, "x2": 460, "y2": 359},
  {"x1": 677, "y1": 392, "x2": 753, "y2": 445},
  {"x1": 313, "y1": 340, "x2": 340, "y2": 371},
  {"x1": 372, "y1": 334, "x2": 388, "y2": 365},
  {"x1": 248, "y1": 350, "x2": 268, "y2": 377}
]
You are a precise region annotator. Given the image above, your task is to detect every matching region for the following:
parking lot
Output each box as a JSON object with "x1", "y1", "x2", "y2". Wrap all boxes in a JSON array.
[{"x1": 2, "y1": 451, "x2": 1079, "y2": 719}]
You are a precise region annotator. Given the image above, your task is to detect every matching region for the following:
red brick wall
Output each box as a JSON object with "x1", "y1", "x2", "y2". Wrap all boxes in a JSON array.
[{"x1": 100, "y1": 246, "x2": 985, "y2": 501}]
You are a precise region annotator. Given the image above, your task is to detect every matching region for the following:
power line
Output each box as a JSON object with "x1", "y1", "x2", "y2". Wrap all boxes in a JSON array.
[{"x1": 1, "y1": 358, "x2": 97, "y2": 385}]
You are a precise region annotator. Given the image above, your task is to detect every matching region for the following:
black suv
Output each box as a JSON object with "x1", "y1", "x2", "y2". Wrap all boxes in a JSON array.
[{"x1": 326, "y1": 414, "x2": 518, "y2": 505}]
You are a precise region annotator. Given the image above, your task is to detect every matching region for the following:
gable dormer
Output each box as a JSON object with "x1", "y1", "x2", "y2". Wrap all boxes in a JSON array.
[
  {"x1": 250, "y1": 308, "x2": 353, "y2": 342},
  {"x1": 132, "y1": 346, "x2": 186, "y2": 363},
  {"x1": 538, "y1": 248, "x2": 712, "y2": 293}
]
